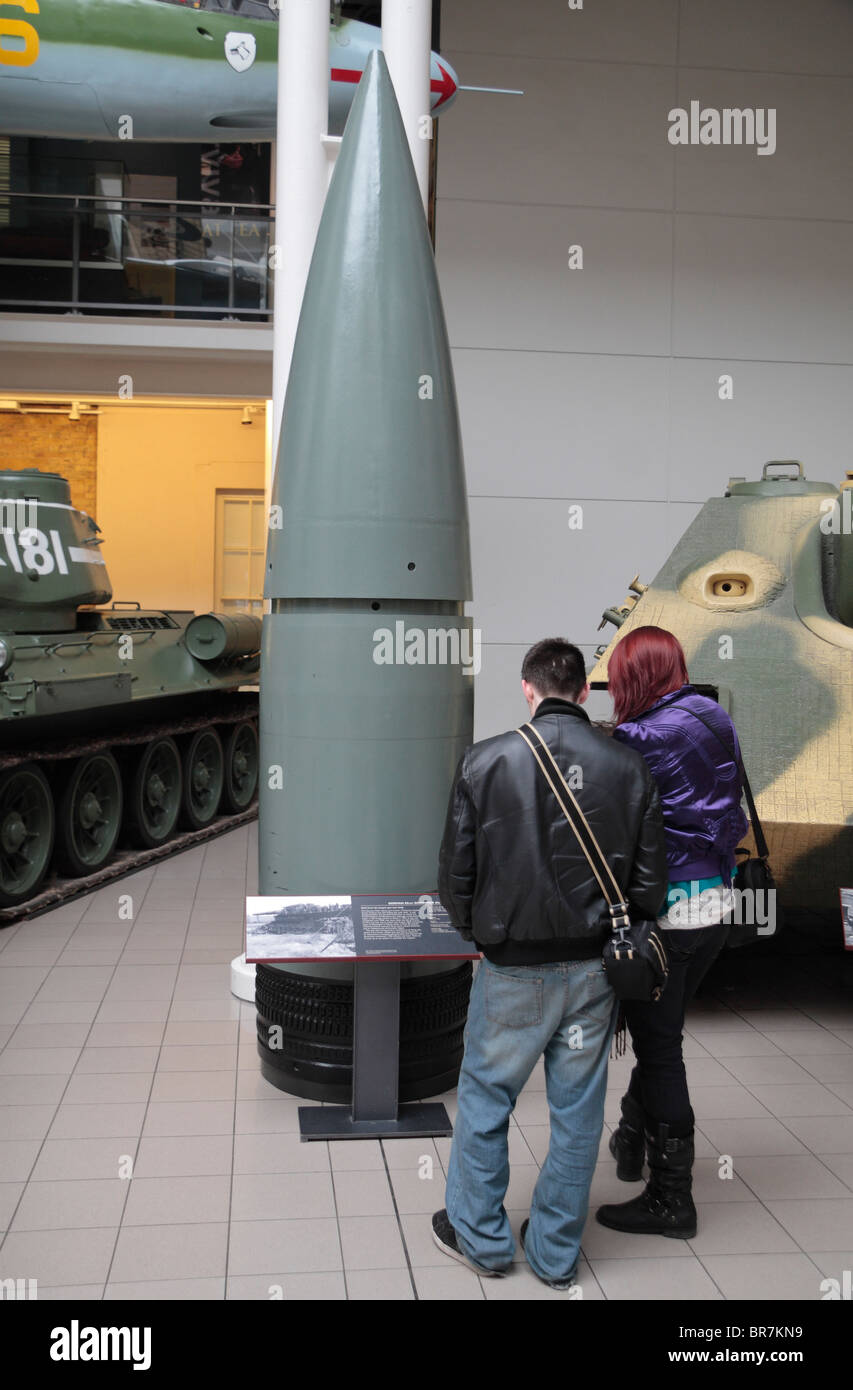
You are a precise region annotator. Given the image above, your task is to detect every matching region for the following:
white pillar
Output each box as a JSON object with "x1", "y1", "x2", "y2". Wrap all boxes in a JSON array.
[
  {"x1": 382, "y1": 0, "x2": 432, "y2": 214},
  {"x1": 271, "y1": 0, "x2": 329, "y2": 470}
]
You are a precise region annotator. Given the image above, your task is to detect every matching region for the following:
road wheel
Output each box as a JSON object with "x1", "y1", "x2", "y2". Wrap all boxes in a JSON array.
[
  {"x1": 128, "y1": 737, "x2": 182, "y2": 848},
  {"x1": 180, "y1": 728, "x2": 224, "y2": 829},
  {"x1": 220, "y1": 720, "x2": 258, "y2": 812},
  {"x1": 57, "y1": 752, "x2": 123, "y2": 876},
  {"x1": 0, "y1": 763, "x2": 55, "y2": 908}
]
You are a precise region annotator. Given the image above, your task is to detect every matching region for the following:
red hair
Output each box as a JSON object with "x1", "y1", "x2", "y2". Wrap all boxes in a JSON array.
[{"x1": 608, "y1": 626, "x2": 689, "y2": 725}]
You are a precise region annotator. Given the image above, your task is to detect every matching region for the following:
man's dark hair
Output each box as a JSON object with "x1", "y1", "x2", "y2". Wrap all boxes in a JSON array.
[{"x1": 521, "y1": 638, "x2": 586, "y2": 701}]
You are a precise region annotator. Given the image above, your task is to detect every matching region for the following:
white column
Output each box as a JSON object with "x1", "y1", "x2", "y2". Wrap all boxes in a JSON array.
[
  {"x1": 271, "y1": 0, "x2": 329, "y2": 470},
  {"x1": 382, "y1": 0, "x2": 432, "y2": 214}
]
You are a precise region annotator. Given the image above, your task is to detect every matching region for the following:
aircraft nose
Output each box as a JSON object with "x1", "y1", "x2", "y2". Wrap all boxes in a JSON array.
[{"x1": 429, "y1": 53, "x2": 459, "y2": 113}]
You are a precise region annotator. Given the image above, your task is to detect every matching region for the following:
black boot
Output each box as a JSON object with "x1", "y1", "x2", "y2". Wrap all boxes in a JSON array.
[
  {"x1": 608, "y1": 1092, "x2": 645, "y2": 1182},
  {"x1": 596, "y1": 1122, "x2": 697, "y2": 1239}
]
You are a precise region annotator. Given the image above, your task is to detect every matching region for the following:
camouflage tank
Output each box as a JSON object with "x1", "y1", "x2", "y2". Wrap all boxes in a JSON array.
[
  {"x1": 0, "y1": 468, "x2": 260, "y2": 909},
  {"x1": 590, "y1": 462, "x2": 853, "y2": 911}
]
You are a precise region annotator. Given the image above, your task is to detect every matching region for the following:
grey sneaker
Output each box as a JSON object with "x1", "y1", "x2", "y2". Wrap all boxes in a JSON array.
[
  {"x1": 519, "y1": 1219, "x2": 579, "y2": 1291},
  {"x1": 431, "y1": 1209, "x2": 509, "y2": 1277}
]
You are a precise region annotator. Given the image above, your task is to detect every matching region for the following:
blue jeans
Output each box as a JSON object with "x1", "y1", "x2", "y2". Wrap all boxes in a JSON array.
[{"x1": 445, "y1": 956, "x2": 617, "y2": 1281}]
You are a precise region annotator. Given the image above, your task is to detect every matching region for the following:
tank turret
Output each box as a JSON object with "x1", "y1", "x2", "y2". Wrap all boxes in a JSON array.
[{"x1": 590, "y1": 461, "x2": 853, "y2": 911}]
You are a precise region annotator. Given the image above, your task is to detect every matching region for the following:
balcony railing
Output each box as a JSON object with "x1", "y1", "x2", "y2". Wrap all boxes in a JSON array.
[{"x1": 0, "y1": 192, "x2": 274, "y2": 320}]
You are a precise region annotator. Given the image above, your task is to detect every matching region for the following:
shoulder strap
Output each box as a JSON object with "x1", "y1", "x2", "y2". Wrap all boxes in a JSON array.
[
  {"x1": 515, "y1": 723, "x2": 631, "y2": 932},
  {"x1": 661, "y1": 697, "x2": 769, "y2": 860}
]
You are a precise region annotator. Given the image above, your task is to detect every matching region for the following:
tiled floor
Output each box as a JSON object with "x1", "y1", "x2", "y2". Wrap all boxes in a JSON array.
[{"x1": 1, "y1": 824, "x2": 851, "y2": 1300}]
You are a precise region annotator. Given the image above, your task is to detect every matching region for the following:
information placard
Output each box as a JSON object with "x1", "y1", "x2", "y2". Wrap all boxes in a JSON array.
[
  {"x1": 841, "y1": 888, "x2": 853, "y2": 952},
  {"x1": 245, "y1": 892, "x2": 480, "y2": 963}
]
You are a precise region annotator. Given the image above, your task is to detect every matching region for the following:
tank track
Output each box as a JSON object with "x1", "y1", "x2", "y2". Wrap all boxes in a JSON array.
[
  {"x1": 0, "y1": 802, "x2": 257, "y2": 927},
  {"x1": 0, "y1": 693, "x2": 258, "y2": 926}
]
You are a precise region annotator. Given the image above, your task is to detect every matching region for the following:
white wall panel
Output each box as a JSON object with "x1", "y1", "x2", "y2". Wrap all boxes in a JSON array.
[
  {"x1": 672, "y1": 215, "x2": 853, "y2": 364},
  {"x1": 443, "y1": 0, "x2": 678, "y2": 67},
  {"x1": 454, "y1": 348, "x2": 671, "y2": 500},
  {"x1": 679, "y1": 0, "x2": 853, "y2": 77},
  {"x1": 438, "y1": 53, "x2": 676, "y2": 210},
  {"x1": 438, "y1": 201, "x2": 673, "y2": 355}
]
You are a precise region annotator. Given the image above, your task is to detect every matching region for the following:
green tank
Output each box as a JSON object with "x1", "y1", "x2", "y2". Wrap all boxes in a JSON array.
[
  {"x1": 590, "y1": 461, "x2": 853, "y2": 911},
  {"x1": 0, "y1": 468, "x2": 261, "y2": 910}
]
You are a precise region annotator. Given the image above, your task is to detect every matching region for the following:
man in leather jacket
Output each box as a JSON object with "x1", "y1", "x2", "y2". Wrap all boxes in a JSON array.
[{"x1": 431, "y1": 638, "x2": 667, "y2": 1290}]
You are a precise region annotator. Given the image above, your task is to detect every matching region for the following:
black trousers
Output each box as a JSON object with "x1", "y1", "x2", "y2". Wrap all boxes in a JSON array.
[{"x1": 623, "y1": 924, "x2": 729, "y2": 1131}]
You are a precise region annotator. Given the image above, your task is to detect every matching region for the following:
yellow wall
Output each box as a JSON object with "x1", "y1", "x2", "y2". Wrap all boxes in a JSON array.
[
  {"x1": 0, "y1": 413, "x2": 98, "y2": 517},
  {"x1": 96, "y1": 403, "x2": 266, "y2": 615}
]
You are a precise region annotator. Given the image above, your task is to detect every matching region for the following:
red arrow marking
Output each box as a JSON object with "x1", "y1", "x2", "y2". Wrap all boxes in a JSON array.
[{"x1": 330, "y1": 61, "x2": 457, "y2": 108}]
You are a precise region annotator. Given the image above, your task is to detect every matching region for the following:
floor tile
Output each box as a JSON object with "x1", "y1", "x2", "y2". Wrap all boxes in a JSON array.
[
  {"x1": 481, "y1": 1259, "x2": 602, "y2": 1300},
  {"x1": 684, "y1": 1031, "x2": 782, "y2": 1057},
  {"x1": 338, "y1": 1215, "x2": 406, "y2": 1270},
  {"x1": 389, "y1": 1166, "x2": 447, "y2": 1215},
  {"x1": 231, "y1": 1172, "x2": 336, "y2": 1222},
  {"x1": 122, "y1": 1175, "x2": 231, "y2": 1226},
  {"x1": 580, "y1": 1219, "x2": 696, "y2": 1261},
  {"x1": 228, "y1": 1217, "x2": 342, "y2": 1276},
  {"x1": 11, "y1": 1179, "x2": 127, "y2": 1231},
  {"x1": 0, "y1": 1105, "x2": 57, "y2": 1141},
  {"x1": 162, "y1": 1021, "x2": 240, "y2": 1046},
  {"x1": 110, "y1": 1222, "x2": 228, "y2": 1282},
  {"x1": 688, "y1": 1202, "x2": 799, "y2": 1255},
  {"x1": 0, "y1": 1181, "x2": 23, "y2": 1230},
  {"x1": 21, "y1": 1001, "x2": 100, "y2": 1026},
  {"x1": 156, "y1": 1046, "x2": 238, "y2": 1073},
  {"x1": 690, "y1": 1086, "x2": 771, "y2": 1119},
  {"x1": 735, "y1": 1154, "x2": 850, "y2": 1200},
  {"x1": 0, "y1": 1047, "x2": 81, "y2": 1075},
  {"x1": 699, "y1": 1253, "x2": 825, "y2": 1300},
  {"x1": 167, "y1": 999, "x2": 242, "y2": 1023},
  {"x1": 74, "y1": 1047, "x2": 159, "y2": 1074},
  {"x1": 592, "y1": 1254, "x2": 721, "y2": 1300},
  {"x1": 817, "y1": 1154, "x2": 853, "y2": 1190},
  {"x1": 763, "y1": 1030, "x2": 853, "y2": 1057},
  {"x1": 697, "y1": 1117, "x2": 808, "y2": 1157},
  {"x1": 765, "y1": 1198, "x2": 853, "y2": 1251},
  {"x1": 85, "y1": 1022, "x2": 166, "y2": 1048},
  {"x1": 720, "y1": 1056, "x2": 817, "y2": 1086},
  {"x1": 141, "y1": 1101, "x2": 234, "y2": 1138},
  {"x1": 411, "y1": 1264, "x2": 485, "y2": 1300},
  {"x1": 345, "y1": 1267, "x2": 415, "y2": 1300},
  {"x1": 783, "y1": 1115, "x2": 853, "y2": 1153},
  {"x1": 380, "y1": 1137, "x2": 441, "y2": 1171},
  {"x1": 63, "y1": 1074, "x2": 153, "y2": 1105},
  {"x1": 32, "y1": 967, "x2": 114, "y2": 1002},
  {"x1": 0, "y1": 1227, "x2": 117, "y2": 1285},
  {"x1": 30, "y1": 1137, "x2": 138, "y2": 1182},
  {"x1": 48, "y1": 1102, "x2": 146, "y2": 1140},
  {"x1": 799, "y1": 1054, "x2": 853, "y2": 1084},
  {"x1": 746, "y1": 1083, "x2": 851, "y2": 1118},
  {"x1": 332, "y1": 1169, "x2": 395, "y2": 1218},
  {"x1": 133, "y1": 1135, "x2": 233, "y2": 1179},
  {"x1": 31, "y1": 1284, "x2": 105, "y2": 1300},
  {"x1": 104, "y1": 1278, "x2": 225, "y2": 1300},
  {"x1": 233, "y1": 1132, "x2": 330, "y2": 1175},
  {"x1": 235, "y1": 1098, "x2": 304, "y2": 1134},
  {"x1": 149, "y1": 1071, "x2": 236, "y2": 1103},
  {"x1": 226, "y1": 1272, "x2": 346, "y2": 1300}
]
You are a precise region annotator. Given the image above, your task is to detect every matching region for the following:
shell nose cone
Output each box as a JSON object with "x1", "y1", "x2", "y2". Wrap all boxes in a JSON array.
[{"x1": 430, "y1": 54, "x2": 459, "y2": 113}]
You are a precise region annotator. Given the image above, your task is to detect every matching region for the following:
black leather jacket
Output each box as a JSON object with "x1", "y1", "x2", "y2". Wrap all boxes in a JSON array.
[{"x1": 438, "y1": 698, "x2": 668, "y2": 965}]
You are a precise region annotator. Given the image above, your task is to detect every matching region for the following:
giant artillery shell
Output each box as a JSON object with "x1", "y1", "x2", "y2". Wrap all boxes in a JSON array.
[
  {"x1": 259, "y1": 51, "x2": 473, "y2": 898},
  {"x1": 591, "y1": 464, "x2": 853, "y2": 910}
]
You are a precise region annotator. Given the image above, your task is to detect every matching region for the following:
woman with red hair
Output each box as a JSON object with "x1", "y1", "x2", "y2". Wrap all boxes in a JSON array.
[{"x1": 595, "y1": 625, "x2": 748, "y2": 1239}]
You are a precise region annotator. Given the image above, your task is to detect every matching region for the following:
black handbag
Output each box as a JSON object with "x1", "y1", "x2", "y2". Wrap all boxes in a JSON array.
[
  {"x1": 667, "y1": 701, "x2": 781, "y2": 948},
  {"x1": 516, "y1": 723, "x2": 669, "y2": 1002}
]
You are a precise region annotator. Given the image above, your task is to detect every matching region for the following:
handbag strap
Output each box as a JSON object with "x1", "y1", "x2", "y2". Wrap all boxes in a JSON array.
[
  {"x1": 515, "y1": 722, "x2": 631, "y2": 933},
  {"x1": 661, "y1": 696, "x2": 769, "y2": 860}
]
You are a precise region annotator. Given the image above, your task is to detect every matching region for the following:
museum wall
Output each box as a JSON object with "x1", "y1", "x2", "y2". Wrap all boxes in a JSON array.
[
  {"x1": 96, "y1": 403, "x2": 266, "y2": 615},
  {"x1": 436, "y1": 0, "x2": 853, "y2": 737}
]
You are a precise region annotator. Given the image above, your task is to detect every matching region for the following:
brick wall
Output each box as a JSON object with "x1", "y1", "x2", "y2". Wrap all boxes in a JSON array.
[{"x1": 0, "y1": 413, "x2": 98, "y2": 518}]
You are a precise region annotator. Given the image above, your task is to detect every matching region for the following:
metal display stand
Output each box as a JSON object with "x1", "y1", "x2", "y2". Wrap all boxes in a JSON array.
[{"x1": 297, "y1": 962, "x2": 453, "y2": 1141}]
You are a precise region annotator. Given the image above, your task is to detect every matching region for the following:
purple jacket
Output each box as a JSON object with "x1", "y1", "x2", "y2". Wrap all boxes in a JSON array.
[{"x1": 613, "y1": 684, "x2": 749, "y2": 881}]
